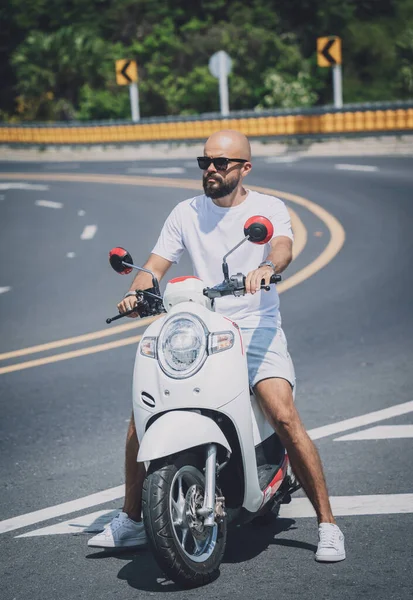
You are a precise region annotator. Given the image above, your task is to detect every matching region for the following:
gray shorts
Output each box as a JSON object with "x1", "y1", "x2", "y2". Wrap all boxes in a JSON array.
[{"x1": 241, "y1": 327, "x2": 295, "y2": 389}]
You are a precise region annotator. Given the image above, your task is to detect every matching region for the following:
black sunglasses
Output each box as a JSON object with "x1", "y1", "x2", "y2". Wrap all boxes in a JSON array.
[{"x1": 197, "y1": 156, "x2": 248, "y2": 171}]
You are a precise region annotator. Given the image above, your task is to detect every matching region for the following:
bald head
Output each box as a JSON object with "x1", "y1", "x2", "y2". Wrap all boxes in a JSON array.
[{"x1": 204, "y1": 130, "x2": 251, "y2": 161}]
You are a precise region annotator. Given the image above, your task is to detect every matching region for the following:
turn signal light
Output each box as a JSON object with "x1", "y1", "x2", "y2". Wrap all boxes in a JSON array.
[
  {"x1": 208, "y1": 331, "x2": 234, "y2": 355},
  {"x1": 140, "y1": 336, "x2": 157, "y2": 358}
]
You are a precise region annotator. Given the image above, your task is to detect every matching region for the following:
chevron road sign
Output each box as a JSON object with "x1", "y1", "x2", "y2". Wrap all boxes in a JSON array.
[
  {"x1": 317, "y1": 37, "x2": 342, "y2": 67},
  {"x1": 115, "y1": 59, "x2": 140, "y2": 122},
  {"x1": 316, "y1": 36, "x2": 343, "y2": 108},
  {"x1": 115, "y1": 59, "x2": 138, "y2": 85}
]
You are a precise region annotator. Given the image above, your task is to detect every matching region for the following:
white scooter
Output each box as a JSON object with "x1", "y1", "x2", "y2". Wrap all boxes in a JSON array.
[{"x1": 107, "y1": 216, "x2": 299, "y2": 589}]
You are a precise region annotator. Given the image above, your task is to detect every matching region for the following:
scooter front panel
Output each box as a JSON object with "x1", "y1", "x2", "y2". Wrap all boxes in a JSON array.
[{"x1": 133, "y1": 303, "x2": 250, "y2": 416}]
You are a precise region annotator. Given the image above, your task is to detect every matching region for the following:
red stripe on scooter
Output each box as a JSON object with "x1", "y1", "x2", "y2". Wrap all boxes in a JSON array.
[
  {"x1": 223, "y1": 317, "x2": 244, "y2": 354},
  {"x1": 168, "y1": 276, "x2": 201, "y2": 283},
  {"x1": 260, "y1": 456, "x2": 289, "y2": 509}
]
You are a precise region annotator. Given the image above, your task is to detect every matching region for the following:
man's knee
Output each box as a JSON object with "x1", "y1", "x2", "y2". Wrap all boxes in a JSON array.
[{"x1": 256, "y1": 378, "x2": 301, "y2": 439}]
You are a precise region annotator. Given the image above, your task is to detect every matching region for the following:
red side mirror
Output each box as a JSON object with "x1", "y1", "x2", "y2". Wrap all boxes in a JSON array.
[
  {"x1": 243, "y1": 216, "x2": 273, "y2": 244},
  {"x1": 109, "y1": 247, "x2": 133, "y2": 274}
]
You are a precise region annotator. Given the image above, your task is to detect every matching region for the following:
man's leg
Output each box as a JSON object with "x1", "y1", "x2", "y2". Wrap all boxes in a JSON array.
[
  {"x1": 87, "y1": 414, "x2": 146, "y2": 548},
  {"x1": 255, "y1": 377, "x2": 345, "y2": 562},
  {"x1": 123, "y1": 413, "x2": 145, "y2": 521},
  {"x1": 255, "y1": 377, "x2": 334, "y2": 523}
]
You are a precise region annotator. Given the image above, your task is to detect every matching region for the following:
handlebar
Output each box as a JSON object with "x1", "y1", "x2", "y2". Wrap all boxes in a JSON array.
[
  {"x1": 105, "y1": 289, "x2": 165, "y2": 324},
  {"x1": 105, "y1": 273, "x2": 282, "y2": 323},
  {"x1": 203, "y1": 272, "x2": 281, "y2": 299}
]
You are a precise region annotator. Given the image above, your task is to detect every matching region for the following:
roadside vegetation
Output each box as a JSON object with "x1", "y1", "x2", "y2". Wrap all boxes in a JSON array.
[{"x1": 1, "y1": 0, "x2": 412, "y2": 122}]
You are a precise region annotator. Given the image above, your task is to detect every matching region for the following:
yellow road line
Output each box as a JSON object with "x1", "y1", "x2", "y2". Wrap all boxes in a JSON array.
[
  {"x1": 0, "y1": 171, "x2": 306, "y2": 255},
  {"x1": 250, "y1": 185, "x2": 346, "y2": 292},
  {"x1": 0, "y1": 173, "x2": 344, "y2": 375},
  {"x1": 0, "y1": 335, "x2": 143, "y2": 375},
  {"x1": 0, "y1": 316, "x2": 157, "y2": 361}
]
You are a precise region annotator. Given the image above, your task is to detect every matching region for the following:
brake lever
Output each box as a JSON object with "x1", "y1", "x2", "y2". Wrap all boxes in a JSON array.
[{"x1": 106, "y1": 307, "x2": 138, "y2": 324}]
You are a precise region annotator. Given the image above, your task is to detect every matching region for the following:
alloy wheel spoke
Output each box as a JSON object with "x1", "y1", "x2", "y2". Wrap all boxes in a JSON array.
[
  {"x1": 171, "y1": 498, "x2": 180, "y2": 521},
  {"x1": 181, "y1": 527, "x2": 189, "y2": 549},
  {"x1": 192, "y1": 534, "x2": 204, "y2": 555},
  {"x1": 177, "y1": 475, "x2": 186, "y2": 511}
]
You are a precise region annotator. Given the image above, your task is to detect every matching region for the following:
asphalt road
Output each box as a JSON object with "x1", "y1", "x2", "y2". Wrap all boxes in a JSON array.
[{"x1": 0, "y1": 154, "x2": 412, "y2": 600}]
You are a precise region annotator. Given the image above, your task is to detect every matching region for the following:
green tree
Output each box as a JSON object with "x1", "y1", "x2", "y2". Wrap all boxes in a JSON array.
[
  {"x1": 11, "y1": 27, "x2": 118, "y2": 120},
  {"x1": 1, "y1": 0, "x2": 412, "y2": 122},
  {"x1": 257, "y1": 71, "x2": 318, "y2": 109}
]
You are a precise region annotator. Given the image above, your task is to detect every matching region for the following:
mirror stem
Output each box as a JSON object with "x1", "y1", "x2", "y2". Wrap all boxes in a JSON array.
[
  {"x1": 122, "y1": 262, "x2": 160, "y2": 291},
  {"x1": 222, "y1": 260, "x2": 229, "y2": 281},
  {"x1": 221, "y1": 236, "x2": 249, "y2": 280}
]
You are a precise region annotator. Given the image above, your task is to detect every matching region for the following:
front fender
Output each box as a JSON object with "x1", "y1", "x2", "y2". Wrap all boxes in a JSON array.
[{"x1": 137, "y1": 410, "x2": 232, "y2": 462}]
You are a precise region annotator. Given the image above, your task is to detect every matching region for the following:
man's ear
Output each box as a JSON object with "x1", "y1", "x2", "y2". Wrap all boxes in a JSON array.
[{"x1": 242, "y1": 162, "x2": 252, "y2": 176}]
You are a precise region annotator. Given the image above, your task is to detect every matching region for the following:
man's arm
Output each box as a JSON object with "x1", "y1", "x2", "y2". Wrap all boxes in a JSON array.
[
  {"x1": 245, "y1": 236, "x2": 293, "y2": 295},
  {"x1": 265, "y1": 235, "x2": 293, "y2": 274},
  {"x1": 117, "y1": 253, "x2": 173, "y2": 316}
]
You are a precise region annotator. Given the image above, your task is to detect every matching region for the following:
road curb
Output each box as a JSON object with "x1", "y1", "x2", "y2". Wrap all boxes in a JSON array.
[{"x1": 1, "y1": 135, "x2": 412, "y2": 162}]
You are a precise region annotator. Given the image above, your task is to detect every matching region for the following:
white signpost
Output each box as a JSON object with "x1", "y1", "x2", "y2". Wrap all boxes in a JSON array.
[{"x1": 209, "y1": 50, "x2": 232, "y2": 116}]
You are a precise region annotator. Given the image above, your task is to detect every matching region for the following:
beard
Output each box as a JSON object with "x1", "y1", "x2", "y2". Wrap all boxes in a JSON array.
[{"x1": 203, "y1": 173, "x2": 240, "y2": 199}]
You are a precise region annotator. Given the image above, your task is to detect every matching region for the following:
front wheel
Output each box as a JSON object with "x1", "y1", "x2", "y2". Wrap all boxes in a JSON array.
[{"x1": 142, "y1": 452, "x2": 227, "y2": 589}]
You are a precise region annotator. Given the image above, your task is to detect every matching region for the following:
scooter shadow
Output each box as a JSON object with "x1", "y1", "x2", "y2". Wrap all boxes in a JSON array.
[
  {"x1": 86, "y1": 517, "x2": 309, "y2": 593},
  {"x1": 224, "y1": 517, "x2": 317, "y2": 563}
]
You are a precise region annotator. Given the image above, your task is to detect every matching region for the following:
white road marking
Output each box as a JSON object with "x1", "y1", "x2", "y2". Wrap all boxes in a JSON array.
[
  {"x1": 80, "y1": 225, "x2": 97, "y2": 240},
  {"x1": 335, "y1": 424, "x2": 413, "y2": 441},
  {"x1": 44, "y1": 164, "x2": 80, "y2": 170},
  {"x1": 280, "y1": 494, "x2": 413, "y2": 519},
  {"x1": 0, "y1": 286, "x2": 11, "y2": 294},
  {"x1": 2, "y1": 400, "x2": 413, "y2": 536},
  {"x1": 265, "y1": 155, "x2": 299, "y2": 163},
  {"x1": 126, "y1": 167, "x2": 185, "y2": 175},
  {"x1": 309, "y1": 400, "x2": 413, "y2": 440},
  {"x1": 0, "y1": 183, "x2": 50, "y2": 190},
  {"x1": 334, "y1": 163, "x2": 378, "y2": 172},
  {"x1": 0, "y1": 484, "x2": 124, "y2": 534},
  {"x1": 77, "y1": 210, "x2": 85, "y2": 216},
  {"x1": 16, "y1": 509, "x2": 117, "y2": 537},
  {"x1": 35, "y1": 200, "x2": 63, "y2": 209},
  {"x1": 15, "y1": 494, "x2": 413, "y2": 538},
  {"x1": 66, "y1": 252, "x2": 76, "y2": 258}
]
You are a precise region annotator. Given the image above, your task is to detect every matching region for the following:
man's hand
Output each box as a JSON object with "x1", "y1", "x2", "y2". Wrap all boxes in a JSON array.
[
  {"x1": 245, "y1": 265, "x2": 274, "y2": 295},
  {"x1": 117, "y1": 293, "x2": 140, "y2": 318}
]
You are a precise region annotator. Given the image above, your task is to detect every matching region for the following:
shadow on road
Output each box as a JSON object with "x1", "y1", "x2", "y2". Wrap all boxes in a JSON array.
[
  {"x1": 85, "y1": 516, "x2": 314, "y2": 593},
  {"x1": 224, "y1": 517, "x2": 316, "y2": 562}
]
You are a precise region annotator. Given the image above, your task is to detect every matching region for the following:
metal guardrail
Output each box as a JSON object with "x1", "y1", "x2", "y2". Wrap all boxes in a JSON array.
[{"x1": 1, "y1": 101, "x2": 412, "y2": 145}]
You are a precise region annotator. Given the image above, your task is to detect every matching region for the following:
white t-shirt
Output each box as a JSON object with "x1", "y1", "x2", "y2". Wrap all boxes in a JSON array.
[{"x1": 152, "y1": 190, "x2": 293, "y2": 328}]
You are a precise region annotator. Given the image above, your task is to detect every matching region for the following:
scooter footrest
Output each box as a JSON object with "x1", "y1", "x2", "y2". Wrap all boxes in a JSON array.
[
  {"x1": 257, "y1": 463, "x2": 282, "y2": 490},
  {"x1": 281, "y1": 492, "x2": 292, "y2": 505}
]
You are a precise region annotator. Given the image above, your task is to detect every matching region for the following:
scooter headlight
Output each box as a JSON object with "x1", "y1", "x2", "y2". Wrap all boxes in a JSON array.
[{"x1": 158, "y1": 313, "x2": 208, "y2": 379}]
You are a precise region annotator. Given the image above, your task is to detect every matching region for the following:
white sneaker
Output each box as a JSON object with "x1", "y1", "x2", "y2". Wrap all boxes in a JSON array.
[
  {"x1": 87, "y1": 511, "x2": 147, "y2": 549},
  {"x1": 315, "y1": 523, "x2": 346, "y2": 562}
]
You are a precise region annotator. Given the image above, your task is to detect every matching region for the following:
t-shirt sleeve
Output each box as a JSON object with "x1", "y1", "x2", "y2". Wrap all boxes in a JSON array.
[
  {"x1": 270, "y1": 199, "x2": 294, "y2": 241},
  {"x1": 151, "y1": 204, "x2": 185, "y2": 264}
]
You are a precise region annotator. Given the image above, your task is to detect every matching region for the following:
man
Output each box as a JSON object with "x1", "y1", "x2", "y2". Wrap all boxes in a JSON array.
[{"x1": 88, "y1": 130, "x2": 345, "y2": 562}]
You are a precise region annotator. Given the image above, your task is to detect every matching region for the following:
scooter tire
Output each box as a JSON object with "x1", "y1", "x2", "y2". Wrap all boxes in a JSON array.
[{"x1": 142, "y1": 452, "x2": 227, "y2": 589}]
